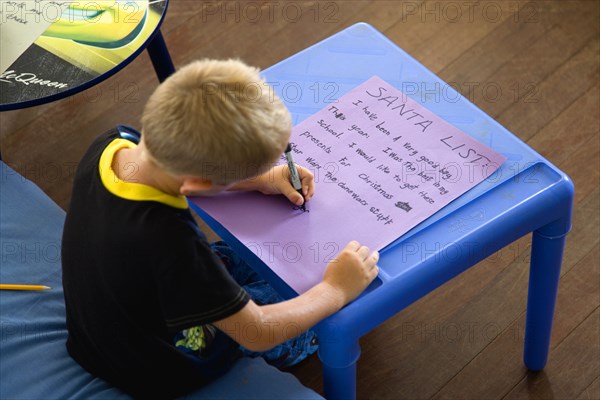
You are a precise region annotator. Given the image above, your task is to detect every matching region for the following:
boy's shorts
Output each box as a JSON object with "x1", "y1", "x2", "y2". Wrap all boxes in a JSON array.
[{"x1": 174, "y1": 241, "x2": 318, "y2": 369}]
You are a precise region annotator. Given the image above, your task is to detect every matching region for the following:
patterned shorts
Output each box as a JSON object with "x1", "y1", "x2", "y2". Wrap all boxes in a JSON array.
[{"x1": 175, "y1": 241, "x2": 318, "y2": 369}]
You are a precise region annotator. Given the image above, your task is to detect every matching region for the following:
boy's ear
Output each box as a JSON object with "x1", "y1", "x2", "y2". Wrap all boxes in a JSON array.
[{"x1": 179, "y1": 177, "x2": 215, "y2": 196}]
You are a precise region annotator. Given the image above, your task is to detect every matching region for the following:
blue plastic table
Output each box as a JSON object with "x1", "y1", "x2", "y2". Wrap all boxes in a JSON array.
[{"x1": 190, "y1": 23, "x2": 574, "y2": 400}]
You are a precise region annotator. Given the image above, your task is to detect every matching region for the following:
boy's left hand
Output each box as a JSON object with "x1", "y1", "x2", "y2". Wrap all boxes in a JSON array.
[{"x1": 253, "y1": 164, "x2": 316, "y2": 206}]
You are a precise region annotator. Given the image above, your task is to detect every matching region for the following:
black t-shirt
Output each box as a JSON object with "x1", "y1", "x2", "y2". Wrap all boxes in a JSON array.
[{"x1": 61, "y1": 128, "x2": 250, "y2": 398}]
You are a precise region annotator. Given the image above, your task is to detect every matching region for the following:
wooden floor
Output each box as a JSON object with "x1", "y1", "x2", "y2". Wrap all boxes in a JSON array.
[{"x1": 1, "y1": 1, "x2": 598, "y2": 399}]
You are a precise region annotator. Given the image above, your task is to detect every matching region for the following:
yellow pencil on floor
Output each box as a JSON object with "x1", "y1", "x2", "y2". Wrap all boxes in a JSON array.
[{"x1": 0, "y1": 284, "x2": 51, "y2": 291}]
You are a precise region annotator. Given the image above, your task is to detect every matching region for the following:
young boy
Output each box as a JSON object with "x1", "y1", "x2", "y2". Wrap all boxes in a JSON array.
[{"x1": 61, "y1": 59, "x2": 379, "y2": 398}]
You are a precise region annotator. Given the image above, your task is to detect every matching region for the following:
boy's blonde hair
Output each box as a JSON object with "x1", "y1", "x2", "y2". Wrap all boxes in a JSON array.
[{"x1": 141, "y1": 59, "x2": 291, "y2": 184}]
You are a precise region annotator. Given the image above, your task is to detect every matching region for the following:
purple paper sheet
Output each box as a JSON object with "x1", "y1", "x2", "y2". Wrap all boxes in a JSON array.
[{"x1": 192, "y1": 76, "x2": 506, "y2": 294}]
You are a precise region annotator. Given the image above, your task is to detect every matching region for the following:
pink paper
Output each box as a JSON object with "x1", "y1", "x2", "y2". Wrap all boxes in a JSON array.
[{"x1": 192, "y1": 76, "x2": 506, "y2": 294}]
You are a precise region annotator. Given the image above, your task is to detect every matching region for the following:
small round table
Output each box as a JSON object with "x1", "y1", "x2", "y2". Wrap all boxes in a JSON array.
[{"x1": 0, "y1": 0, "x2": 174, "y2": 111}]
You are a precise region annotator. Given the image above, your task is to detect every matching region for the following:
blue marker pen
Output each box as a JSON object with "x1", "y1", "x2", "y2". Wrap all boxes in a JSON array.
[{"x1": 285, "y1": 143, "x2": 306, "y2": 210}]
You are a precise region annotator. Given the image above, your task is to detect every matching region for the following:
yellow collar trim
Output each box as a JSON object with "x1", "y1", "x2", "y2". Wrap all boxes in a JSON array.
[{"x1": 99, "y1": 138, "x2": 188, "y2": 209}]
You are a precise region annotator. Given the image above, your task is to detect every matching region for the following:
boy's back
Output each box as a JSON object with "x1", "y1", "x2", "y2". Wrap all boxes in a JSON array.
[{"x1": 62, "y1": 128, "x2": 249, "y2": 397}]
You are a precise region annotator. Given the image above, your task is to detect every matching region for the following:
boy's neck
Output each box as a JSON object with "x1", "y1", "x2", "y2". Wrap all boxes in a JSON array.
[{"x1": 112, "y1": 144, "x2": 183, "y2": 197}]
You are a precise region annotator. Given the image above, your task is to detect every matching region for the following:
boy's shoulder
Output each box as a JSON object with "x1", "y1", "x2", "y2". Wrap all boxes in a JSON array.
[
  {"x1": 84, "y1": 125, "x2": 141, "y2": 158},
  {"x1": 77, "y1": 127, "x2": 122, "y2": 172}
]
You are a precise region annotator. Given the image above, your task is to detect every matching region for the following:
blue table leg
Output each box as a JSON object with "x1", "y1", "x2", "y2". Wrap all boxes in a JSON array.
[
  {"x1": 524, "y1": 228, "x2": 568, "y2": 371},
  {"x1": 318, "y1": 335, "x2": 360, "y2": 400},
  {"x1": 147, "y1": 30, "x2": 175, "y2": 82}
]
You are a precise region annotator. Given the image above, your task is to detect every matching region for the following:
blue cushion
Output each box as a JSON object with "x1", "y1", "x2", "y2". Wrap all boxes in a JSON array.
[{"x1": 0, "y1": 161, "x2": 322, "y2": 400}]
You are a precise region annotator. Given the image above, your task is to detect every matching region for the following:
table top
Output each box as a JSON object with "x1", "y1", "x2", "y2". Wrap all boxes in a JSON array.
[
  {"x1": 264, "y1": 22, "x2": 545, "y2": 220},
  {"x1": 0, "y1": 0, "x2": 168, "y2": 111},
  {"x1": 189, "y1": 23, "x2": 572, "y2": 335}
]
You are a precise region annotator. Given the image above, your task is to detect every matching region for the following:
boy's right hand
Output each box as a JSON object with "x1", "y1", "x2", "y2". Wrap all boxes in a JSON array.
[{"x1": 322, "y1": 241, "x2": 379, "y2": 307}]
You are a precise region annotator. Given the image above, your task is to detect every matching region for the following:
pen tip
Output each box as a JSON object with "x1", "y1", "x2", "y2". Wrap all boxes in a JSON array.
[{"x1": 285, "y1": 143, "x2": 292, "y2": 153}]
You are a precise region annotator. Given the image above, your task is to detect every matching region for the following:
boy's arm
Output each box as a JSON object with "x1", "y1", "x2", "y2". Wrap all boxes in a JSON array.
[
  {"x1": 212, "y1": 241, "x2": 379, "y2": 352},
  {"x1": 228, "y1": 164, "x2": 316, "y2": 206}
]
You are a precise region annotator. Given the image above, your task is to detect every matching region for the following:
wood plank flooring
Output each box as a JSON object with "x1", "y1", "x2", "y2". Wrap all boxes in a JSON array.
[{"x1": 1, "y1": 1, "x2": 598, "y2": 399}]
